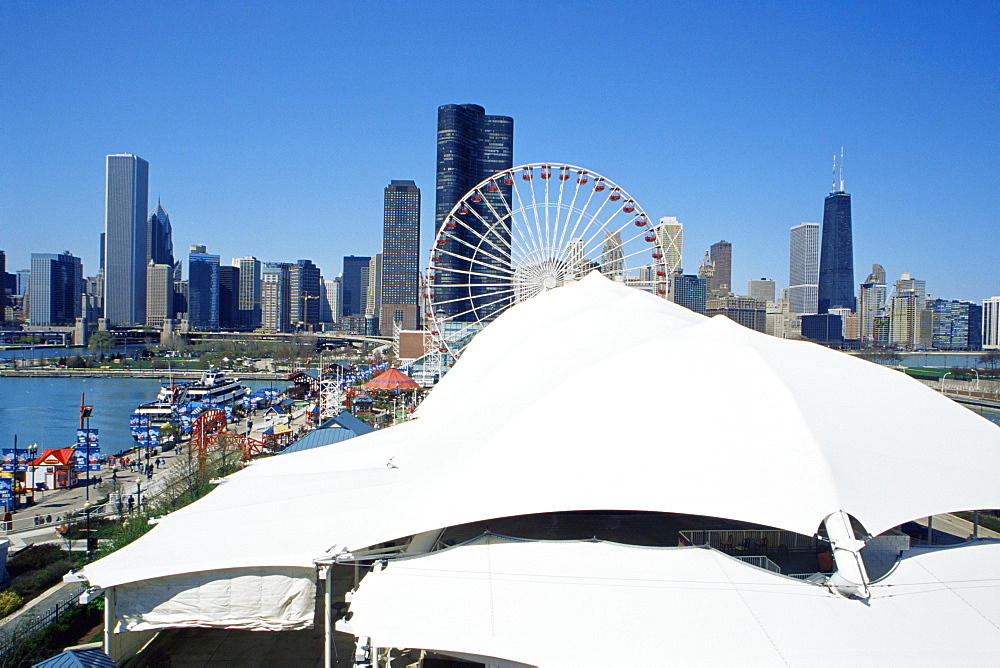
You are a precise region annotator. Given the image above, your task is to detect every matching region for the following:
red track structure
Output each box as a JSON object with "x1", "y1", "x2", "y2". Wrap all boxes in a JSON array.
[{"x1": 190, "y1": 409, "x2": 271, "y2": 469}]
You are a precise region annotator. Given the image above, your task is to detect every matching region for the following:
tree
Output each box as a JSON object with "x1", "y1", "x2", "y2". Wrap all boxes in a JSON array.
[
  {"x1": 979, "y1": 349, "x2": 1000, "y2": 370},
  {"x1": 87, "y1": 331, "x2": 114, "y2": 357}
]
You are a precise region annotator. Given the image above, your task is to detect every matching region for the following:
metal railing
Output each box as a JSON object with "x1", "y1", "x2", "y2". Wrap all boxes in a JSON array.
[
  {"x1": 678, "y1": 529, "x2": 819, "y2": 554},
  {"x1": 735, "y1": 555, "x2": 782, "y2": 573},
  {"x1": 0, "y1": 587, "x2": 91, "y2": 657}
]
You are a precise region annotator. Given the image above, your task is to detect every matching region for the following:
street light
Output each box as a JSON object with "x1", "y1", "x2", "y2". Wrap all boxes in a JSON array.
[
  {"x1": 83, "y1": 500, "x2": 93, "y2": 561},
  {"x1": 26, "y1": 443, "x2": 37, "y2": 504}
]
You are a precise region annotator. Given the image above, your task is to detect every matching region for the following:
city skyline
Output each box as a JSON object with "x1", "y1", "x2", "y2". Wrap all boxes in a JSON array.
[{"x1": 2, "y1": 3, "x2": 998, "y2": 303}]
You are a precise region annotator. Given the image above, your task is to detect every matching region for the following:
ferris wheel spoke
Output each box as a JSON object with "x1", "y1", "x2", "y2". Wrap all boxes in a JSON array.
[
  {"x1": 474, "y1": 183, "x2": 537, "y2": 265},
  {"x1": 440, "y1": 226, "x2": 512, "y2": 273},
  {"x1": 510, "y1": 183, "x2": 546, "y2": 265},
  {"x1": 563, "y1": 180, "x2": 601, "y2": 257},
  {"x1": 435, "y1": 262, "x2": 515, "y2": 281},
  {"x1": 554, "y1": 175, "x2": 587, "y2": 256},
  {"x1": 429, "y1": 163, "x2": 662, "y2": 361}
]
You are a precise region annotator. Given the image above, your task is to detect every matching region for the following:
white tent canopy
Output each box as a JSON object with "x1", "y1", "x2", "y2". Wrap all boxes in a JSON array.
[
  {"x1": 84, "y1": 272, "x2": 1000, "y2": 595},
  {"x1": 341, "y1": 537, "x2": 1000, "y2": 666}
]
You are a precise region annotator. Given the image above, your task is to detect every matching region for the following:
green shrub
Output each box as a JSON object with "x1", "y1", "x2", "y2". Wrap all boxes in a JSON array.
[
  {"x1": 0, "y1": 589, "x2": 24, "y2": 617},
  {"x1": 10, "y1": 560, "x2": 74, "y2": 599},
  {"x1": 6, "y1": 544, "x2": 66, "y2": 577}
]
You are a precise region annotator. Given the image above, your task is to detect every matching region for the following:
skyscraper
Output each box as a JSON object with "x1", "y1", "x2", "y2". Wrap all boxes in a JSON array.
[
  {"x1": 601, "y1": 231, "x2": 624, "y2": 280},
  {"x1": 187, "y1": 245, "x2": 220, "y2": 331},
  {"x1": 889, "y1": 272, "x2": 931, "y2": 350},
  {"x1": 817, "y1": 156, "x2": 855, "y2": 313},
  {"x1": 668, "y1": 272, "x2": 707, "y2": 314},
  {"x1": 145, "y1": 261, "x2": 173, "y2": 328},
  {"x1": 289, "y1": 259, "x2": 321, "y2": 329},
  {"x1": 365, "y1": 254, "x2": 383, "y2": 329},
  {"x1": 656, "y1": 217, "x2": 683, "y2": 275},
  {"x1": 380, "y1": 180, "x2": 421, "y2": 334},
  {"x1": 788, "y1": 222, "x2": 819, "y2": 314},
  {"x1": 983, "y1": 297, "x2": 1000, "y2": 350},
  {"x1": 928, "y1": 299, "x2": 982, "y2": 350},
  {"x1": 28, "y1": 252, "x2": 82, "y2": 326},
  {"x1": 147, "y1": 201, "x2": 174, "y2": 267},
  {"x1": 104, "y1": 153, "x2": 149, "y2": 326},
  {"x1": 261, "y1": 262, "x2": 291, "y2": 332},
  {"x1": 218, "y1": 265, "x2": 240, "y2": 330},
  {"x1": 747, "y1": 278, "x2": 776, "y2": 304},
  {"x1": 858, "y1": 264, "x2": 887, "y2": 345},
  {"x1": 342, "y1": 256, "x2": 370, "y2": 318},
  {"x1": 434, "y1": 103, "x2": 514, "y2": 322},
  {"x1": 709, "y1": 240, "x2": 731, "y2": 295},
  {"x1": 233, "y1": 256, "x2": 261, "y2": 330}
]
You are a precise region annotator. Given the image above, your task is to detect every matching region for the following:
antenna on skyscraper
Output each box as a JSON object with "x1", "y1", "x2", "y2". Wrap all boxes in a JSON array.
[
  {"x1": 839, "y1": 147, "x2": 845, "y2": 192},
  {"x1": 831, "y1": 152, "x2": 837, "y2": 193}
]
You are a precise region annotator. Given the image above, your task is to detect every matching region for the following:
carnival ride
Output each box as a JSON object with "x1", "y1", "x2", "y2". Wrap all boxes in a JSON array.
[
  {"x1": 425, "y1": 163, "x2": 663, "y2": 363},
  {"x1": 189, "y1": 409, "x2": 270, "y2": 467}
]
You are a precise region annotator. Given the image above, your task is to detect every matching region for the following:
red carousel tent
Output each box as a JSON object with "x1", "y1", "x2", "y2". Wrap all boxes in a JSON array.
[{"x1": 364, "y1": 368, "x2": 420, "y2": 391}]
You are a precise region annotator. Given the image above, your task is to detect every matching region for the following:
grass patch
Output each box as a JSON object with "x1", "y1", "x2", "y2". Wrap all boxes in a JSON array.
[{"x1": 954, "y1": 511, "x2": 1000, "y2": 534}]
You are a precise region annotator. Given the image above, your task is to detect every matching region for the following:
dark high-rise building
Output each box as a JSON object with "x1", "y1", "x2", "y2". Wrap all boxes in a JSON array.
[
  {"x1": 289, "y1": 259, "x2": 321, "y2": 329},
  {"x1": 380, "y1": 180, "x2": 421, "y2": 334},
  {"x1": 817, "y1": 158, "x2": 855, "y2": 313},
  {"x1": 342, "y1": 255, "x2": 370, "y2": 318},
  {"x1": 668, "y1": 272, "x2": 707, "y2": 314},
  {"x1": 928, "y1": 299, "x2": 982, "y2": 351},
  {"x1": 104, "y1": 153, "x2": 149, "y2": 326},
  {"x1": 187, "y1": 245, "x2": 220, "y2": 331},
  {"x1": 709, "y1": 240, "x2": 732, "y2": 295},
  {"x1": 147, "y1": 201, "x2": 174, "y2": 267},
  {"x1": 434, "y1": 103, "x2": 513, "y2": 322},
  {"x1": 28, "y1": 252, "x2": 83, "y2": 326},
  {"x1": 218, "y1": 265, "x2": 240, "y2": 330}
]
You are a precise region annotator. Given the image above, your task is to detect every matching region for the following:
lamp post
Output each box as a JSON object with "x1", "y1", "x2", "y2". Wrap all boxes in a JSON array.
[
  {"x1": 26, "y1": 443, "x2": 37, "y2": 504},
  {"x1": 83, "y1": 500, "x2": 93, "y2": 561},
  {"x1": 12, "y1": 434, "x2": 19, "y2": 509}
]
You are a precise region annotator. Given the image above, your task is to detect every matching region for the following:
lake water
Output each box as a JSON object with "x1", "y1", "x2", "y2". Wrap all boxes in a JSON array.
[{"x1": 0, "y1": 376, "x2": 284, "y2": 456}]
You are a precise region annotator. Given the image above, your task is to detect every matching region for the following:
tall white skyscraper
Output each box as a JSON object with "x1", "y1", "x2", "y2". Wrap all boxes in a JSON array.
[
  {"x1": 788, "y1": 222, "x2": 819, "y2": 314},
  {"x1": 656, "y1": 217, "x2": 683, "y2": 275},
  {"x1": 601, "y1": 231, "x2": 624, "y2": 280},
  {"x1": 104, "y1": 153, "x2": 149, "y2": 326},
  {"x1": 983, "y1": 297, "x2": 1000, "y2": 349}
]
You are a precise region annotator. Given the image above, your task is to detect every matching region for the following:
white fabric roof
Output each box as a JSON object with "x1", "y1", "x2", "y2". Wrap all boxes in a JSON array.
[
  {"x1": 83, "y1": 272, "x2": 1000, "y2": 589},
  {"x1": 342, "y1": 537, "x2": 1000, "y2": 666}
]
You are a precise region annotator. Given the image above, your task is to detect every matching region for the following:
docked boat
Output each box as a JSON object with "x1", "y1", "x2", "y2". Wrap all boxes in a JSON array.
[
  {"x1": 134, "y1": 381, "x2": 191, "y2": 425},
  {"x1": 185, "y1": 367, "x2": 249, "y2": 404}
]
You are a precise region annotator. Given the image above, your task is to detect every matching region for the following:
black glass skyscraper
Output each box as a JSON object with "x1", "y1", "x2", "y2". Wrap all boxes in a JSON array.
[
  {"x1": 434, "y1": 104, "x2": 513, "y2": 322},
  {"x1": 381, "y1": 180, "x2": 421, "y2": 333},
  {"x1": 817, "y1": 188, "x2": 855, "y2": 314}
]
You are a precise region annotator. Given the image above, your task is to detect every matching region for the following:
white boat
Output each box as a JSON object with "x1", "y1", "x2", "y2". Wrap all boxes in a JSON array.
[
  {"x1": 185, "y1": 367, "x2": 248, "y2": 404},
  {"x1": 134, "y1": 381, "x2": 190, "y2": 424}
]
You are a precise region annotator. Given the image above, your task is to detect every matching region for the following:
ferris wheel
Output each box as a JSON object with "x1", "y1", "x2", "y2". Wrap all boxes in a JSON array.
[{"x1": 425, "y1": 162, "x2": 669, "y2": 360}]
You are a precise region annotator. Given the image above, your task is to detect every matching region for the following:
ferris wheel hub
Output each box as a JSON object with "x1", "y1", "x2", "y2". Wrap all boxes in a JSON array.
[{"x1": 541, "y1": 274, "x2": 559, "y2": 290}]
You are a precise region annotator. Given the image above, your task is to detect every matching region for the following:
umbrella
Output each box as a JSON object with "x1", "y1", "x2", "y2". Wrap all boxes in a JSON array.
[{"x1": 364, "y1": 368, "x2": 420, "y2": 391}]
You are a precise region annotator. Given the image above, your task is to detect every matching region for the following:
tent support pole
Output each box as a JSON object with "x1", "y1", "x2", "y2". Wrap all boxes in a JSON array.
[
  {"x1": 974, "y1": 510, "x2": 980, "y2": 539},
  {"x1": 104, "y1": 586, "x2": 115, "y2": 657},
  {"x1": 324, "y1": 564, "x2": 333, "y2": 668},
  {"x1": 824, "y1": 511, "x2": 871, "y2": 599},
  {"x1": 927, "y1": 516, "x2": 933, "y2": 545}
]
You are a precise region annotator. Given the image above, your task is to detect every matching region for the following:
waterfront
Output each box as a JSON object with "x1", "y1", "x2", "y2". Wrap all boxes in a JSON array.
[{"x1": 0, "y1": 376, "x2": 283, "y2": 456}]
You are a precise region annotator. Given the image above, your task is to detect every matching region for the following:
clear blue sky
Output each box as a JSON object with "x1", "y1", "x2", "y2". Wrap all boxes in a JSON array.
[{"x1": 2, "y1": 1, "x2": 997, "y2": 302}]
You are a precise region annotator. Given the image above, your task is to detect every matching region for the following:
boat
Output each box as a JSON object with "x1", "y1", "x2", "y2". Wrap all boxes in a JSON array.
[
  {"x1": 184, "y1": 367, "x2": 249, "y2": 405},
  {"x1": 134, "y1": 381, "x2": 191, "y2": 425}
]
